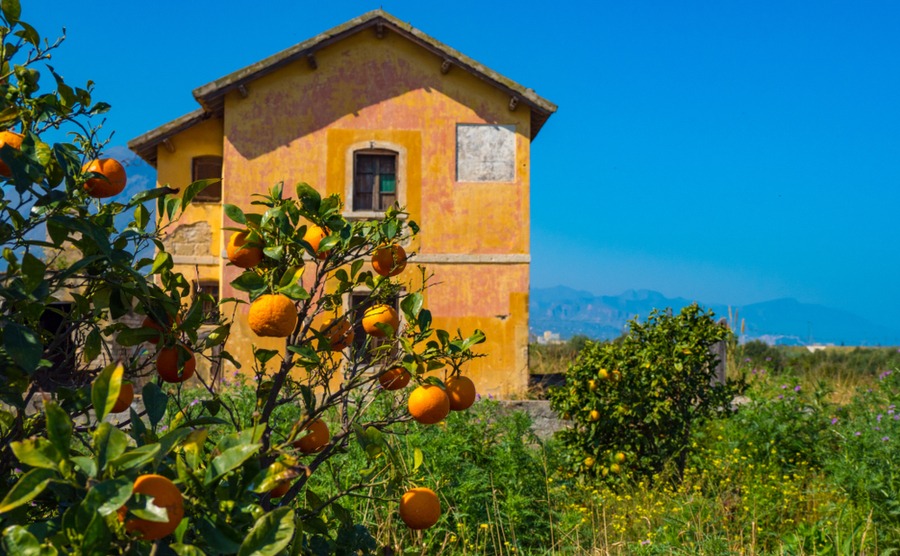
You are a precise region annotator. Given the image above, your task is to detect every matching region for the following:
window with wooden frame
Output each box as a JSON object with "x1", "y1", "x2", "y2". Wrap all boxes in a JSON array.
[
  {"x1": 191, "y1": 156, "x2": 223, "y2": 203},
  {"x1": 195, "y1": 281, "x2": 220, "y2": 323},
  {"x1": 349, "y1": 291, "x2": 400, "y2": 365},
  {"x1": 352, "y1": 150, "x2": 397, "y2": 212}
]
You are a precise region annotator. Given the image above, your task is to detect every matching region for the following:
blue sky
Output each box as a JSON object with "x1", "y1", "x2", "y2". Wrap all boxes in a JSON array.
[{"x1": 27, "y1": 1, "x2": 900, "y2": 328}]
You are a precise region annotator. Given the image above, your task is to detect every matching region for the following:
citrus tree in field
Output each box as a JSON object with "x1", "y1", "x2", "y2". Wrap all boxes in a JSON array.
[
  {"x1": 0, "y1": 5, "x2": 483, "y2": 554},
  {"x1": 549, "y1": 304, "x2": 743, "y2": 482}
]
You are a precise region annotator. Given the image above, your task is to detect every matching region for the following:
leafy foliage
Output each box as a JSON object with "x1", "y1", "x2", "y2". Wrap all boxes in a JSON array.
[
  {"x1": 0, "y1": 6, "x2": 485, "y2": 554},
  {"x1": 549, "y1": 304, "x2": 742, "y2": 481}
]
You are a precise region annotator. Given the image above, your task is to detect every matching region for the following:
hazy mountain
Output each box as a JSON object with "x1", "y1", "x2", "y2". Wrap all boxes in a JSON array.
[{"x1": 530, "y1": 286, "x2": 900, "y2": 346}]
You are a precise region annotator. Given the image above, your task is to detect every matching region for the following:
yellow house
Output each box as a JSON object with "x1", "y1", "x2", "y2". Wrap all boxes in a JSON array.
[{"x1": 128, "y1": 10, "x2": 556, "y2": 396}]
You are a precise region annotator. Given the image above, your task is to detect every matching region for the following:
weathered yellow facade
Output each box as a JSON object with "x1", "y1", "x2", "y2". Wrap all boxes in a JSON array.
[{"x1": 129, "y1": 11, "x2": 555, "y2": 396}]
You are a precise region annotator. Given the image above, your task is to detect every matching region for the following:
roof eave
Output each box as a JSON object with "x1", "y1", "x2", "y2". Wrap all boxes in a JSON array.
[{"x1": 127, "y1": 108, "x2": 211, "y2": 167}]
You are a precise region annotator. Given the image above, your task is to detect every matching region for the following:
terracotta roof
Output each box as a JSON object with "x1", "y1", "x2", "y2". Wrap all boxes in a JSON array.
[{"x1": 129, "y1": 10, "x2": 556, "y2": 166}]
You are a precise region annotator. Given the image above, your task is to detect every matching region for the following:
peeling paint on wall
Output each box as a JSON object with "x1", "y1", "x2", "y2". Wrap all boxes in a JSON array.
[
  {"x1": 163, "y1": 222, "x2": 213, "y2": 257},
  {"x1": 456, "y1": 124, "x2": 516, "y2": 182}
]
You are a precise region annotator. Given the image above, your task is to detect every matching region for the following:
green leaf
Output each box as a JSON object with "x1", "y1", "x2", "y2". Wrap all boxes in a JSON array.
[
  {"x1": 3, "y1": 323, "x2": 42, "y2": 374},
  {"x1": 277, "y1": 266, "x2": 305, "y2": 289},
  {"x1": 400, "y1": 293, "x2": 423, "y2": 322},
  {"x1": 109, "y1": 443, "x2": 161, "y2": 470},
  {"x1": 150, "y1": 251, "x2": 173, "y2": 274},
  {"x1": 238, "y1": 507, "x2": 295, "y2": 556},
  {"x1": 413, "y1": 448, "x2": 424, "y2": 471},
  {"x1": 20, "y1": 252, "x2": 45, "y2": 294},
  {"x1": 142, "y1": 382, "x2": 168, "y2": 430},
  {"x1": 172, "y1": 544, "x2": 209, "y2": 556},
  {"x1": 317, "y1": 234, "x2": 340, "y2": 254},
  {"x1": 230, "y1": 271, "x2": 266, "y2": 295},
  {"x1": 205, "y1": 443, "x2": 261, "y2": 485},
  {"x1": 182, "y1": 179, "x2": 220, "y2": 209},
  {"x1": 11, "y1": 438, "x2": 60, "y2": 470},
  {"x1": 115, "y1": 326, "x2": 160, "y2": 347},
  {"x1": 2, "y1": 0, "x2": 21, "y2": 23},
  {"x1": 1, "y1": 525, "x2": 42, "y2": 555},
  {"x1": 295, "y1": 182, "x2": 321, "y2": 212},
  {"x1": 83, "y1": 327, "x2": 101, "y2": 363},
  {"x1": 81, "y1": 513, "x2": 111, "y2": 556},
  {"x1": 93, "y1": 422, "x2": 129, "y2": 472},
  {"x1": 71, "y1": 456, "x2": 97, "y2": 478},
  {"x1": 196, "y1": 518, "x2": 242, "y2": 553},
  {"x1": 134, "y1": 203, "x2": 150, "y2": 230},
  {"x1": 0, "y1": 468, "x2": 55, "y2": 513},
  {"x1": 91, "y1": 361, "x2": 124, "y2": 422},
  {"x1": 45, "y1": 402, "x2": 72, "y2": 456},
  {"x1": 84, "y1": 477, "x2": 132, "y2": 516},
  {"x1": 224, "y1": 203, "x2": 247, "y2": 225}
]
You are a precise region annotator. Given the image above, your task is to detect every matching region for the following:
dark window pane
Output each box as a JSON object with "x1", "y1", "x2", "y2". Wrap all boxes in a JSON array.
[
  {"x1": 192, "y1": 156, "x2": 223, "y2": 202},
  {"x1": 354, "y1": 151, "x2": 397, "y2": 212}
]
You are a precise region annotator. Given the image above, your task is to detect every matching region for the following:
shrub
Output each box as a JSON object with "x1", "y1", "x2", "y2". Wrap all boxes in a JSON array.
[{"x1": 549, "y1": 304, "x2": 742, "y2": 482}]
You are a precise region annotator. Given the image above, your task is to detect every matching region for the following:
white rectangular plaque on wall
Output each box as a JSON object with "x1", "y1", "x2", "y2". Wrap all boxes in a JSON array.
[{"x1": 456, "y1": 124, "x2": 516, "y2": 182}]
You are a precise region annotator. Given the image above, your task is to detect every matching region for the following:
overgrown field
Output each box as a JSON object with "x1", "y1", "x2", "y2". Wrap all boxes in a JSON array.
[{"x1": 166, "y1": 345, "x2": 900, "y2": 554}]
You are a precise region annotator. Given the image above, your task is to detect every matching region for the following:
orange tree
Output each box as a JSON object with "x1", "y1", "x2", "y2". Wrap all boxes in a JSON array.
[
  {"x1": 549, "y1": 304, "x2": 743, "y2": 483},
  {"x1": 0, "y1": 5, "x2": 484, "y2": 554}
]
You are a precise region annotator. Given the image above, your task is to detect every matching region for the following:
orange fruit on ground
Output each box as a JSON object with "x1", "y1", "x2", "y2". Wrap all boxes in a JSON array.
[
  {"x1": 82, "y1": 158, "x2": 127, "y2": 198},
  {"x1": 445, "y1": 376, "x2": 476, "y2": 411},
  {"x1": 408, "y1": 385, "x2": 450, "y2": 425},
  {"x1": 0, "y1": 130, "x2": 23, "y2": 177},
  {"x1": 399, "y1": 487, "x2": 441, "y2": 530},
  {"x1": 303, "y1": 224, "x2": 329, "y2": 259},
  {"x1": 293, "y1": 418, "x2": 330, "y2": 454},
  {"x1": 226, "y1": 230, "x2": 264, "y2": 268},
  {"x1": 248, "y1": 294, "x2": 298, "y2": 337},
  {"x1": 270, "y1": 480, "x2": 291, "y2": 499},
  {"x1": 379, "y1": 366, "x2": 411, "y2": 390},
  {"x1": 321, "y1": 316, "x2": 354, "y2": 351},
  {"x1": 122, "y1": 474, "x2": 183, "y2": 541},
  {"x1": 362, "y1": 304, "x2": 400, "y2": 338},
  {"x1": 111, "y1": 381, "x2": 134, "y2": 413},
  {"x1": 157, "y1": 345, "x2": 196, "y2": 383},
  {"x1": 371, "y1": 244, "x2": 408, "y2": 277}
]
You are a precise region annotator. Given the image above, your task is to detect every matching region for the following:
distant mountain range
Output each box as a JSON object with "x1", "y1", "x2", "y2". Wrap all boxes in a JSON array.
[{"x1": 530, "y1": 286, "x2": 900, "y2": 346}]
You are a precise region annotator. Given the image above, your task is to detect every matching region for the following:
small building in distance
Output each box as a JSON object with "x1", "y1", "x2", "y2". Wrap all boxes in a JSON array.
[{"x1": 128, "y1": 10, "x2": 556, "y2": 396}]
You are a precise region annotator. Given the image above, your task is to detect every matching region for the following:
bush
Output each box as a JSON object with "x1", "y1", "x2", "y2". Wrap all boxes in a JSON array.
[{"x1": 549, "y1": 304, "x2": 742, "y2": 482}]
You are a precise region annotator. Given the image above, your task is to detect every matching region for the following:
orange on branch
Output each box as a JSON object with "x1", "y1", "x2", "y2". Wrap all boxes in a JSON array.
[
  {"x1": 362, "y1": 304, "x2": 399, "y2": 338},
  {"x1": 157, "y1": 344, "x2": 196, "y2": 383},
  {"x1": 303, "y1": 224, "x2": 329, "y2": 259},
  {"x1": 111, "y1": 381, "x2": 134, "y2": 413},
  {"x1": 371, "y1": 244, "x2": 407, "y2": 277},
  {"x1": 379, "y1": 366, "x2": 411, "y2": 390},
  {"x1": 0, "y1": 130, "x2": 23, "y2": 177},
  {"x1": 248, "y1": 294, "x2": 298, "y2": 337},
  {"x1": 321, "y1": 316, "x2": 354, "y2": 351},
  {"x1": 82, "y1": 158, "x2": 127, "y2": 198},
  {"x1": 293, "y1": 418, "x2": 330, "y2": 454},
  {"x1": 121, "y1": 474, "x2": 183, "y2": 541},
  {"x1": 399, "y1": 487, "x2": 441, "y2": 530},
  {"x1": 269, "y1": 480, "x2": 292, "y2": 499},
  {"x1": 408, "y1": 384, "x2": 450, "y2": 425},
  {"x1": 445, "y1": 375, "x2": 476, "y2": 411},
  {"x1": 226, "y1": 230, "x2": 264, "y2": 268}
]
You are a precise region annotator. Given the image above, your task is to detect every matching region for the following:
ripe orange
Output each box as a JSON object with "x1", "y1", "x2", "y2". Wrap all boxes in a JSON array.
[
  {"x1": 0, "y1": 130, "x2": 23, "y2": 177},
  {"x1": 321, "y1": 316, "x2": 354, "y2": 351},
  {"x1": 399, "y1": 487, "x2": 441, "y2": 530},
  {"x1": 598, "y1": 368, "x2": 610, "y2": 380},
  {"x1": 362, "y1": 304, "x2": 399, "y2": 338},
  {"x1": 610, "y1": 463, "x2": 622, "y2": 474},
  {"x1": 379, "y1": 366, "x2": 411, "y2": 390},
  {"x1": 584, "y1": 456, "x2": 596, "y2": 468},
  {"x1": 303, "y1": 224, "x2": 329, "y2": 259},
  {"x1": 408, "y1": 384, "x2": 450, "y2": 425},
  {"x1": 445, "y1": 376, "x2": 476, "y2": 411},
  {"x1": 293, "y1": 418, "x2": 330, "y2": 454},
  {"x1": 589, "y1": 410, "x2": 601, "y2": 422},
  {"x1": 141, "y1": 314, "x2": 180, "y2": 345},
  {"x1": 614, "y1": 452, "x2": 626, "y2": 463},
  {"x1": 111, "y1": 381, "x2": 134, "y2": 413},
  {"x1": 248, "y1": 294, "x2": 298, "y2": 337},
  {"x1": 371, "y1": 244, "x2": 407, "y2": 277},
  {"x1": 157, "y1": 345, "x2": 196, "y2": 383},
  {"x1": 122, "y1": 474, "x2": 183, "y2": 540},
  {"x1": 82, "y1": 158, "x2": 127, "y2": 198},
  {"x1": 270, "y1": 480, "x2": 291, "y2": 499},
  {"x1": 226, "y1": 230, "x2": 264, "y2": 268}
]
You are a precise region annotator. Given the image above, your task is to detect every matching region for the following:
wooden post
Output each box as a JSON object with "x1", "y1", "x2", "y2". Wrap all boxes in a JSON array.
[{"x1": 710, "y1": 317, "x2": 728, "y2": 386}]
